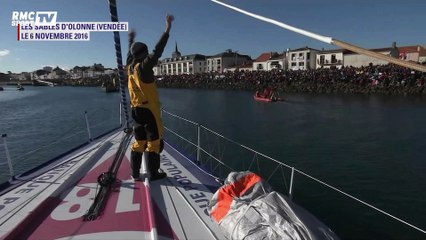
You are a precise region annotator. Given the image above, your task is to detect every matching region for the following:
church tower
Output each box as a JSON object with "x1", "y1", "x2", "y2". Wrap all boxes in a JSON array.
[{"x1": 172, "y1": 42, "x2": 181, "y2": 58}]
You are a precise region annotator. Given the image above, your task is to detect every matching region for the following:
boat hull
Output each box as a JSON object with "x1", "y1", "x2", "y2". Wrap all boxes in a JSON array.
[
  {"x1": 0, "y1": 129, "x2": 225, "y2": 240},
  {"x1": 253, "y1": 95, "x2": 284, "y2": 102}
]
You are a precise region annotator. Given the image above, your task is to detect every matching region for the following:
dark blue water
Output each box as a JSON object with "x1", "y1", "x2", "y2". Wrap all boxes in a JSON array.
[
  {"x1": 0, "y1": 86, "x2": 121, "y2": 180},
  {"x1": 0, "y1": 86, "x2": 425, "y2": 239},
  {"x1": 160, "y1": 88, "x2": 426, "y2": 239}
]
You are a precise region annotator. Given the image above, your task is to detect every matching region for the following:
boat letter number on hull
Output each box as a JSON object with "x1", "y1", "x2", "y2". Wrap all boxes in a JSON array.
[{"x1": 51, "y1": 181, "x2": 140, "y2": 221}]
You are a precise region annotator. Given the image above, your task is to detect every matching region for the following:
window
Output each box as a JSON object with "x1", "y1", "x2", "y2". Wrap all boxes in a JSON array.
[
  {"x1": 217, "y1": 59, "x2": 221, "y2": 64},
  {"x1": 320, "y1": 55, "x2": 325, "y2": 64},
  {"x1": 257, "y1": 64, "x2": 263, "y2": 70},
  {"x1": 307, "y1": 52, "x2": 310, "y2": 60},
  {"x1": 331, "y1": 54, "x2": 337, "y2": 63}
]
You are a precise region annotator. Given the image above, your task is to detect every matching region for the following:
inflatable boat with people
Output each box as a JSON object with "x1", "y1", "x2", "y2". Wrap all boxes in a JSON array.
[{"x1": 254, "y1": 88, "x2": 284, "y2": 102}]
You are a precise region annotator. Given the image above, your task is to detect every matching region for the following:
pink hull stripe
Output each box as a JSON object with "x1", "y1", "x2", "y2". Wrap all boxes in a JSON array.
[{"x1": 3, "y1": 154, "x2": 165, "y2": 239}]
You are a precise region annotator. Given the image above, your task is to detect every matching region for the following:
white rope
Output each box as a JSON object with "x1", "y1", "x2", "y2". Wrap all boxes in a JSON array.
[{"x1": 210, "y1": 0, "x2": 333, "y2": 44}]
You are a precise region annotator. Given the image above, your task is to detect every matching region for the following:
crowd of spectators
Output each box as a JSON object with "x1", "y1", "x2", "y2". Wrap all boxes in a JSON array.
[{"x1": 157, "y1": 63, "x2": 426, "y2": 95}]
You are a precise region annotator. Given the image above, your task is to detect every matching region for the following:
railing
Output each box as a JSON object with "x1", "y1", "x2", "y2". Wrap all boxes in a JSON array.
[
  {"x1": 1, "y1": 108, "x2": 122, "y2": 182},
  {"x1": 161, "y1": 109, "x2": 426, "y2": 238}
]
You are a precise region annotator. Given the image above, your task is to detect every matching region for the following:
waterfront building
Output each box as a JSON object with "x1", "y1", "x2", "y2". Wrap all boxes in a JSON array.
[
  {"x1": 224, "y1": 61, "x2": 254, "y2": 72},
  {"x1": 238, "y1": 62, "x2": 254, "y2": 72},
  {"x1": 153, "y1": 63, "x2": 160, "y2": 76},
  {"x1": 316, "y1": 44, "x2": 425, "y2": 69},
  {"x1": 160, "y1": 54, "x2": 207, "y2": 75},
  {"x1": 31, "y1": 69, "x2": 50, "y2": 80},
  {"x1": 396, "y1": 45, "x2": 426, "y2": 63},
  {"x1": 343, "y1": 47, "x2": 395, "y2": 68},
  {"x1": 159, "y1": 43, "x2": 207, "y2": 75},
  {"x1": 207, "y1": 50, "x2": 251, "y2": 73},
  {"x1": 252, "y1": 52, "x2": 279, "y2": 71},
  {"x1": 154, "y1": 42, "x2": 423, "y2": 75},
  {"x1": 266, "y1": 52, "x2": 287, "y2": 70},
  {"x1": 343, "y1": 42, "x2": 426, "y2": 67},
  {"x1": 316, "y1": 49, "x2": 345, "y2": 69},
  {"x1": 288, "y1": 47, "x2": 319, "y2": 70},
  {"x1": 83, "y1": 63, "x2": 105, "y2": 78},
  {"x1": 10, "y1": 72, "x2": 30, "y2": 81},
  {"x1": 70, "y1": 66, "x2": 86, "y2": 79}
]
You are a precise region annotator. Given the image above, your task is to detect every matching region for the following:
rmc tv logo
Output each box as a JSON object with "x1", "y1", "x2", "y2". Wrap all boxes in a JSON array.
[{"x1": 11, "y1": 11, "x2": 57, "y2": 26}]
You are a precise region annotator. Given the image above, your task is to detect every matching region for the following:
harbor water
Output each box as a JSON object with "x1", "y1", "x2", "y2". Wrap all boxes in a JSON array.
[{"x1": 0, "y1": 86, "x2": 425, "y2": 239}]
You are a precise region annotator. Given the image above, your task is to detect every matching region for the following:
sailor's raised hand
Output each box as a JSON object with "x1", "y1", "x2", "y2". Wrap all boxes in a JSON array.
[{"x1": 165, "y1": 14, "x2": 174, "y2": 33}]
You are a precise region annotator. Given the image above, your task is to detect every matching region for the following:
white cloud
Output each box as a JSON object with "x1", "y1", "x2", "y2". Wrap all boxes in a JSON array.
[{"x1": 0, "y1": 49, "x2": 10, "y2": 57}]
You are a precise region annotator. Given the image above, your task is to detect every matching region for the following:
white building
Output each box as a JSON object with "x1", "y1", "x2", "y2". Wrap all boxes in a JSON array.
[
  {"x1": 396, "y1": 45, "x2": 425, "y2": 64},
  {"x1": 160, "y1": 54, "x2": 207, "y2": 75},
  {"x1": 252, "y1": 52, "x2": 279, "y2": 71},
  {"x1": 267, "y1": 53, "x2": 287, "y2": 70},
  {"x1": 316, "y1": 49, "x2": 344, "y2": 69},
  {"x1": 316, "y1": 44, "x2": 426, "y2": 69},
  {"x1": 224, "y1": 62, "x2": 253, "y2": 72},
  {"x1": 207, "y1": 50, "x2": 251, "y2": 73},
  {"x1": 158, "y1": 43, "x2": 207, "y2": 75},
  {"x1": 288, "y1": 47, "x2": 319, "y2": 70},
  {"x1": 343, "y1": 48, "x2": 391, "y2": 68}
]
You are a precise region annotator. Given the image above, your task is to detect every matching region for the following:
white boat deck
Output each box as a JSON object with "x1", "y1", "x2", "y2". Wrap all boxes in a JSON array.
[{"x1": 0, "y1": 129, "x2": 225, "y2": 239}]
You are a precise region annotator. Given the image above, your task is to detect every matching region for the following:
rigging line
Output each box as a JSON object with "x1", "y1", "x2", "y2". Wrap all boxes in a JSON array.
[
  {"x1": 5, "y1": 132, "x2": 117, "y2": 193},
  {"x1": 10, "y1": 129, "x2": 87, "y2": 162},
  {"x1": 210, "y1": 0, "x2": 426, "y2": 73},
  {"x1": 107, "y1": 0, "x2": 131, "y2": 129},
  {"x1": 0, "y1": 140, "x2": 104, "y2": 227},
  {"x1": 83, "y1": 131, "x2": 132, "y2": 221},
  {"x1": 164, "y1": 142, "x2": 227, "y2": 182},
  {"x1": 295, "y1": 168, "x2": 426, "y2": 234}
]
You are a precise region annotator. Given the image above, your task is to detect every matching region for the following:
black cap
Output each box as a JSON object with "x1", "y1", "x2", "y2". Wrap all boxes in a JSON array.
[{"x1": 131, "y1": 42, "x2": 148, "y2": 57}]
